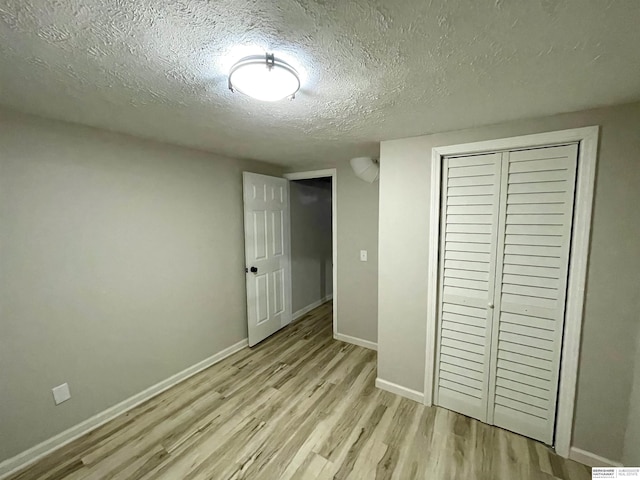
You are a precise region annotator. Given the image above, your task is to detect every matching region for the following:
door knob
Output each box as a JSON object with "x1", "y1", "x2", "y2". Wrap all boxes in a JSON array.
[
  {"x1": 488, "y1": 302, "x2": 494, "y2": 309},
  {"x1": 250, "y1": 266, "x2": 258, "y2": 273}
]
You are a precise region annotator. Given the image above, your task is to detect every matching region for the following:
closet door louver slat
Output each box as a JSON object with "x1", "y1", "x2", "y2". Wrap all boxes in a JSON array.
[
  {"x1": 487, "y1": 144, "x2": 578, "y2": 444},
  {"x1": 434, "y1": 152, "x2": 503, "y2": 422}
]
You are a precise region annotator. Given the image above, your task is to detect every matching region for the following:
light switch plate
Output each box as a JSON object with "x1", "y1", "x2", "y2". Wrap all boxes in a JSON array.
[
  {"x1": 360, "y1": 250, "x2": 368, "y2": 262},
  {"x1": 52, "y1": 383, "x2": 71, "y2": 405}
]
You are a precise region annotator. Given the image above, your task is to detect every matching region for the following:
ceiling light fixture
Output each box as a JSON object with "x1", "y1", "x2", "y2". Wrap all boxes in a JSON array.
[
  {"x1": 350, "y1": 157, "x2": 379, "y2": 183},
  {"x1": 228, "y1": 53, "x2": 300, "y2": 102}
]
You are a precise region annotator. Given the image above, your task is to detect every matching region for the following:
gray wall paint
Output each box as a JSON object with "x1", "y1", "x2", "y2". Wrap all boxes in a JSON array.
[
  {"x1": 290, "y1": 180, "x2": 332, "y2": 313},
  {"x1": 624, "y1": 326, "x2": 640, "y2": 465},
  {"x1": 336, "y1": 162, "x2": 379, "y2": 343},
  {"x1": 378, "y1": 101, "x2": 640, "y2": 463},
  {"x1": 286, "y1": 162, "x2": 379, "y2": 344},
  {"x1": 0, "y1": 109, "x2": 282, "y2": 462}
]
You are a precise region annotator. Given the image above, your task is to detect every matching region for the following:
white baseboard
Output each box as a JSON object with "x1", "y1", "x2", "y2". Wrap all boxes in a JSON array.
[
  {"x1": 569, "y1": 447, "x2": 623, "y2": 468},
  {"x1": 292, "y1": 295, "x2": 333, "y2": 322},
  {"x1": 375, "y1": 378, "x2": 424, "y2": 403},
  {"x1": 334, "y1": 333, "x2": 377, "y2": 351},
  {"x1": 0, "y1": 338, "x2": 249, "y2": 480}
]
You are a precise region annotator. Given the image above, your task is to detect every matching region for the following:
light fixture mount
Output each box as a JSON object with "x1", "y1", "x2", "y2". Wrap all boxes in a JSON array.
[
  {"x1": 265, "y1": 53, "x2": 275, "y2": 69},
  {"x1": 228, "y1": 53, "x2": 301, "y2": 102}
]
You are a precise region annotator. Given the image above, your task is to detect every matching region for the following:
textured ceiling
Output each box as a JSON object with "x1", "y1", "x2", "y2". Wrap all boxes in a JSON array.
[{"x1": 0, "y1": 0, "x2": 639, "y2": 167}]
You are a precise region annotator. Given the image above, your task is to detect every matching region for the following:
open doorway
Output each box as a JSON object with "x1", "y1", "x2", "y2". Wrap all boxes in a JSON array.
[{"x1": 285, "y1": 169, "x2": 337, "y2": 335}]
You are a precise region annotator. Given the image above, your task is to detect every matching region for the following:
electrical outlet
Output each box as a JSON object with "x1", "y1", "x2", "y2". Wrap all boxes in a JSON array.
[
  {"x1": 360, "y1": 250, "x2": 368, "y2": 262},
  {"x1": 52, "y1": 383, "x2": 71, "y2": 405}
]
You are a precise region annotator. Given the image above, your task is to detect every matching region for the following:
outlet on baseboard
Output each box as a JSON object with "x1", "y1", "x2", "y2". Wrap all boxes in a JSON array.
[{"x1": 52, "y1": 383, "x2": 71, "y2": 405}]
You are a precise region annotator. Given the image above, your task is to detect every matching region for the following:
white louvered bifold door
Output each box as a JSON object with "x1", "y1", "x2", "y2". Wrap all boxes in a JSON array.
[
  {"x1": 487, "y1": 144, "x2": 578, "y2": 444},
  {"x1": 434, "y1": 144, "x2": 579, "y2": 445},
  {"x1": 434, "y1": 152, "x2": 503, "y2": 422}
]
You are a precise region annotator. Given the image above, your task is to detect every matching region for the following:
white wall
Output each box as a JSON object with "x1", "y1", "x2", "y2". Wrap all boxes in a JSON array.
[
  {"x1": 378, "y1": 101, "x2": 640, "y2": 463},
  {"x1": 290, "y1": 179, "x2": 333, "y2": 314},
  {"x1": 0, "y1": 109, "x2": 282, "y2": 463}
]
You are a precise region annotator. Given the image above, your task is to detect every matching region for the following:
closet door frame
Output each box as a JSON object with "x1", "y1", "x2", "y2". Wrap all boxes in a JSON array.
[{"x1": 424, "y1": 126, "x2": 599, "y2": 459}]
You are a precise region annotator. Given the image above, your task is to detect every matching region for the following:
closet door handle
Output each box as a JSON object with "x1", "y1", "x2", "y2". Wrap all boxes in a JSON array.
[{"x1": 488, "y1": 302, "x2": 494, "y2": 309}]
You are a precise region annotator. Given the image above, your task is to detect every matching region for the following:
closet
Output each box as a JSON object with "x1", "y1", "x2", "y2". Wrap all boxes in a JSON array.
[{"x1": 434, "y1": 143, "x2": 578, "y2": 445}]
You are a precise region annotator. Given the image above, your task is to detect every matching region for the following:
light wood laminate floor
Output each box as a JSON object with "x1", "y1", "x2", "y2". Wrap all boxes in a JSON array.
[{"x1": 7, "y1": 302, "x2": 591, "y2": 480}]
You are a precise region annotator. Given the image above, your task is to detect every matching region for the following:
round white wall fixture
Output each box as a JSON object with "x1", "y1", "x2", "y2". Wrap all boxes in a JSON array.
[
  {"x1": 350, "y1": 157, "x2": 379, "y2": 183},
  {"x1": 228, "y1": 53, "x2": 300, "y2": 102}
]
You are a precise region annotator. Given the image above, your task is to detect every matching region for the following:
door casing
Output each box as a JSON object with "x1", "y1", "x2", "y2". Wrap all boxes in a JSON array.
[
  {"x1": 284, "y1": 169, "x2": 338, "y2": 337},
  {"x1": 424, "y1": 127, "x2": 599, "y2": 458}
]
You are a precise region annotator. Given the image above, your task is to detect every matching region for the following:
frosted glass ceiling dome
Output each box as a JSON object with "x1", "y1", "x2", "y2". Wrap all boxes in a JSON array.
[{"x1": 228, "y1": 53, "x2": 301, "y2": 102}]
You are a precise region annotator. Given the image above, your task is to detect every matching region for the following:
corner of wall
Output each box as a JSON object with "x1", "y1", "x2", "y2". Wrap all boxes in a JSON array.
[{"x1": 622, "y1": 319, "x2": 640, "y2": 465}]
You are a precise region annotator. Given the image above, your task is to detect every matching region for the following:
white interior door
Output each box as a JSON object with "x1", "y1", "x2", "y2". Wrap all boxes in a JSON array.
[
  {"x1": 434, "y1": 144, "x2": 579, "y2": 446},
  {"x1": 434, "y1": 152, "x2": 503, "y2": 422},
  {"x1": 242, "y1": 172, "x2": 292, "y2": 347},
  {"x1": 487, "y1": 144, "x2": 578, "y2": 444}
]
